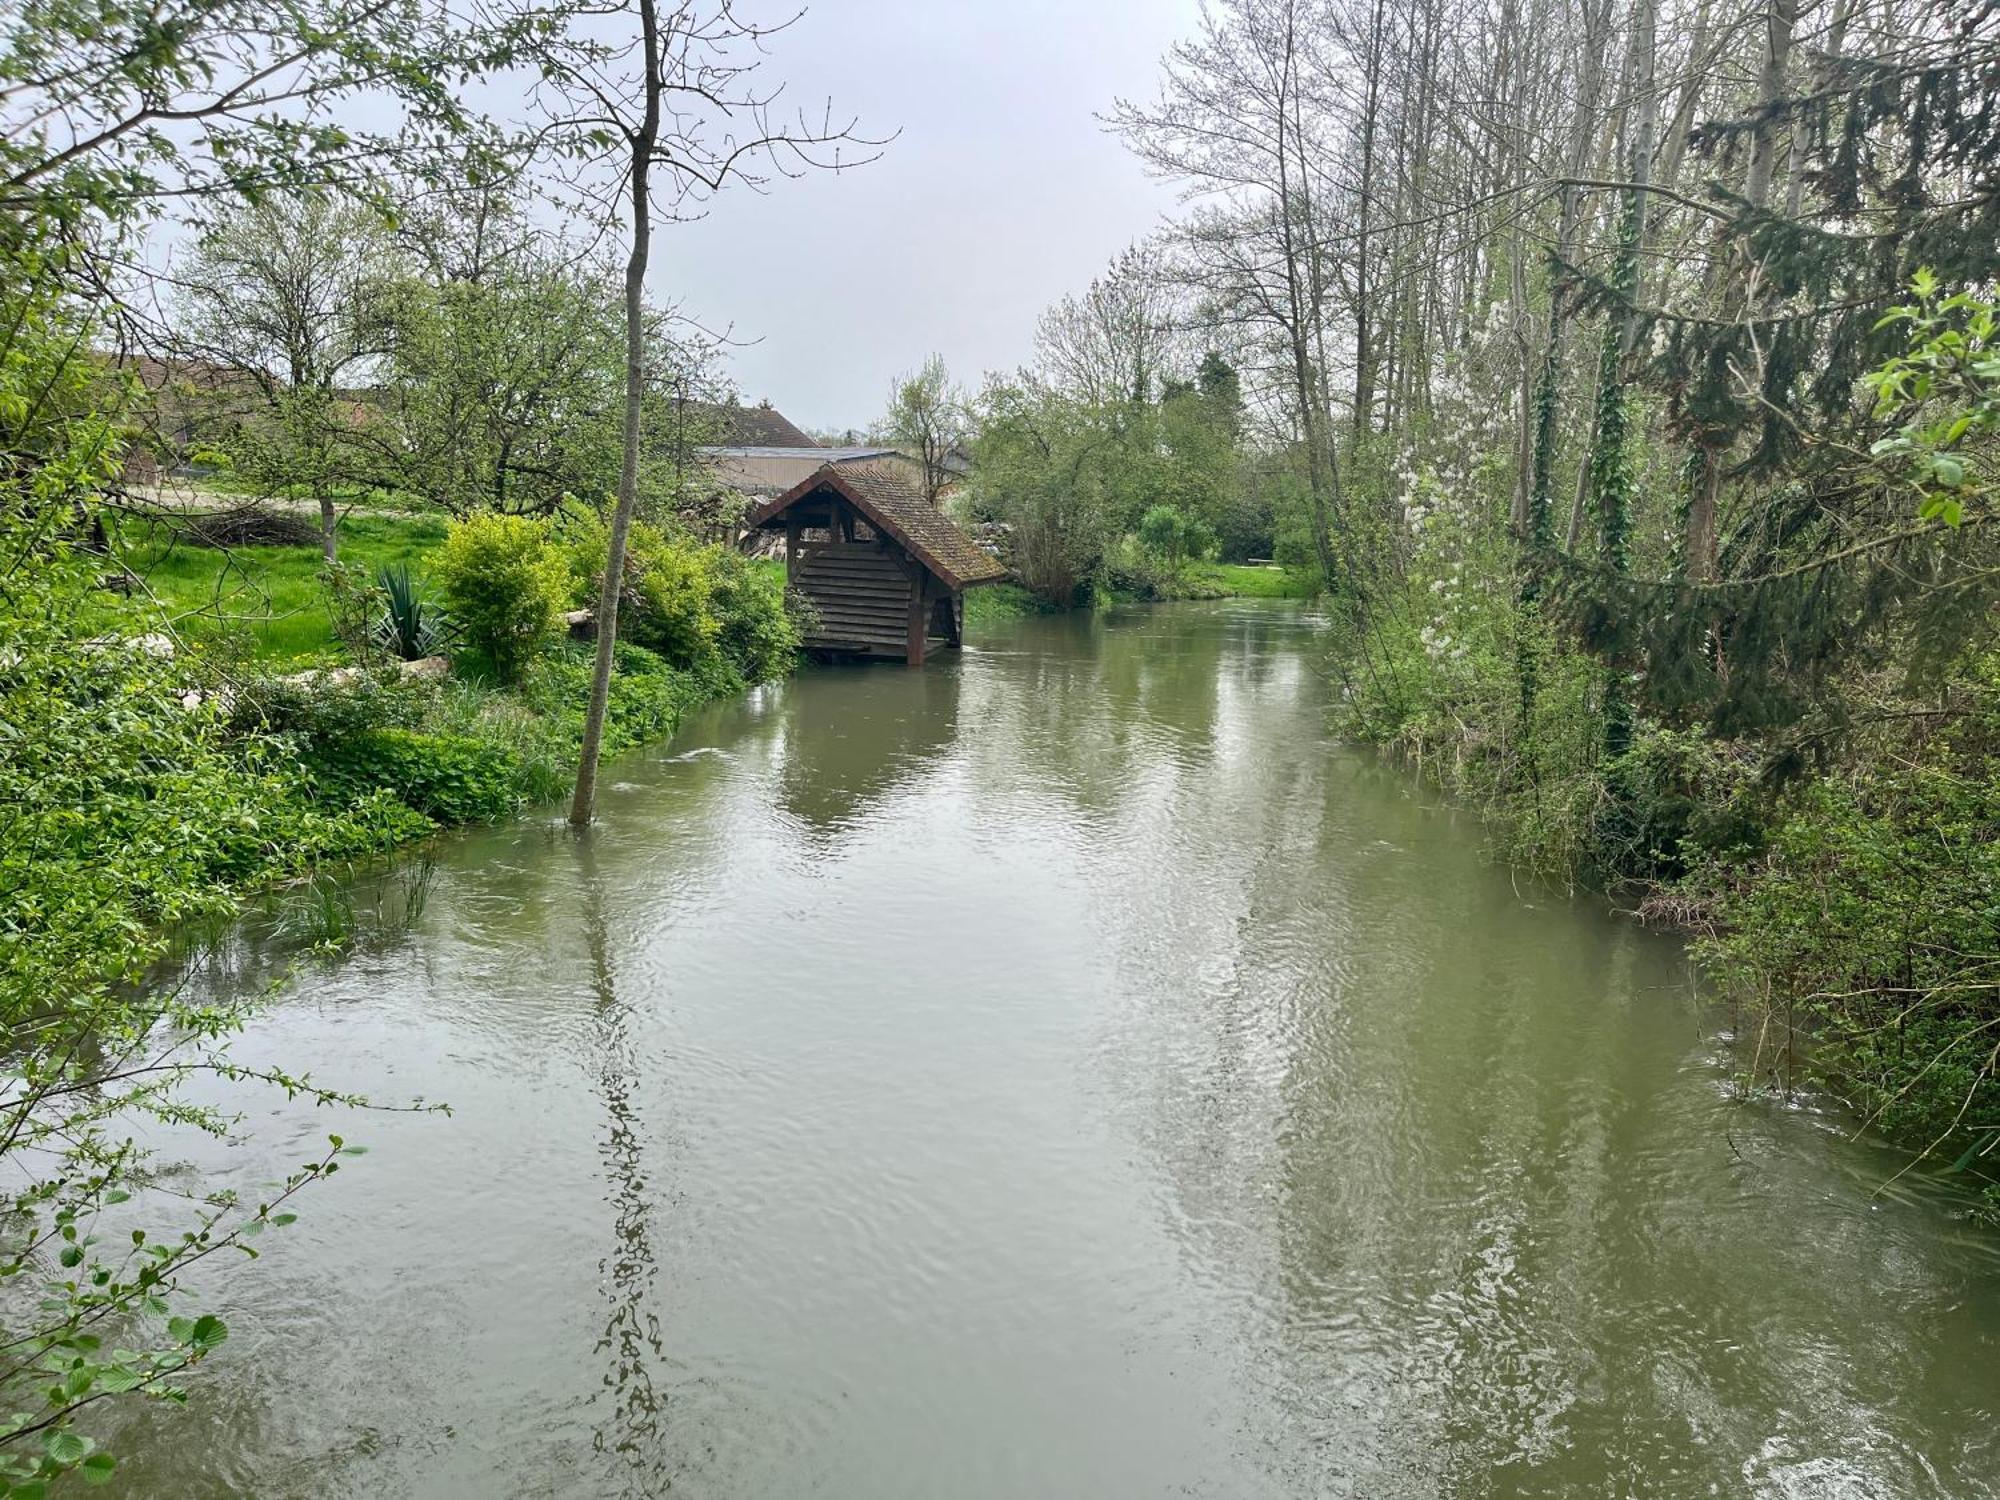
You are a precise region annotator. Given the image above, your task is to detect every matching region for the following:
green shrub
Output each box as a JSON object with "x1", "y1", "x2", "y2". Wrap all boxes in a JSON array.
[
  {"x1": 624, "y1": 529, "x2": 720, "y2": 668},
  {"x1": 434, "y1": 512, "x2": 569, "y2": 680},
  {"x1": 306, "y1": 726, "x2": 523, "y2": 823},
  {"x1": 708, "y1": 550, "x2": 800, "y2": 682},
  {"x1": 560, "y1": 508, "x2": 796, "y2": 682},
  {"x1": 1699, "y1": 717, "x2": 2000, "y2": 1174},
  {"x1": 1136, "y1": 503, "x2": 1214, "y2": 568},
  {"x1": 234, "y1": 671, "x2": 433, "y2": 744}
]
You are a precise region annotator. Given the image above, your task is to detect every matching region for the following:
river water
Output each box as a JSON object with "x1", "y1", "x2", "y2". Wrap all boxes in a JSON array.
[{"x1": 109, "y1": 602, "x2": 2000, "y2": 1498}]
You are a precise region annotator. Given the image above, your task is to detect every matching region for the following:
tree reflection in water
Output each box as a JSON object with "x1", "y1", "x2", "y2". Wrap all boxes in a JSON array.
[{"x1": 579, "y1": 847, "x2": 672, "y2": 1495}]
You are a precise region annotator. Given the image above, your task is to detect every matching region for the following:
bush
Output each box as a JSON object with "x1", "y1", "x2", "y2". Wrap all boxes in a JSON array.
[
  {"x1": 623, "y1": 529, "x2": 720, "y2": 668},
  {"x1": 708, "y1": 550, "x2": 800, "y2": 682},
  {"x1": 1136, "y1": 503, "x2": 1213, "y2": 569},
  {"x1": 1698, "y1": 706, "x2": 2000, "y2": 1177},
  {"x1": 560, "y1": 508, "x2": 797, "y2": 682},
  {"x1": 305, "y1": 726, "x2": 523, "y2": 823},
  {"x1": 434, "y1": 512, "x2": 569, "y2": 680}
]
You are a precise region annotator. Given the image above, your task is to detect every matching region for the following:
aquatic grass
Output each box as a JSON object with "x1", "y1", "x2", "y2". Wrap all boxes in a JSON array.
[
  {"x1": 392, "y1": 853, "x2": 441, "y2": 929},
  {"x1": 275, "y1": 878, "x2": 358, "y2": 955}
]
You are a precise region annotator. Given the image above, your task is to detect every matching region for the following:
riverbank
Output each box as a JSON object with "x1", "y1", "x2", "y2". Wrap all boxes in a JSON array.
[
  {"x1": 1327, "y1": 573, "x2": 2000, "y2": 1217},
  {"x1": 98, "y1": 600, "x2": 2000, "y2": 1499},
  {"x1": 968, "y1": 562, "x2": 1316, "y2": 625},
  {"x1": 23, "y1": 500, "x2": 806, "y2": 1041}
]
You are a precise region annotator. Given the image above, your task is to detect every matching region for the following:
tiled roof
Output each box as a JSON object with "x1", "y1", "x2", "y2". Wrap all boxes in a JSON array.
[
  {"x1": 696, "y1": 445, "x2": 893, "y2": 462},
  {"x1": 684, "y1": 401, "x2": 820, "y2": 448},
  {"x1": 747, "y1": 460, "x2": 1008, "y2": 591}
]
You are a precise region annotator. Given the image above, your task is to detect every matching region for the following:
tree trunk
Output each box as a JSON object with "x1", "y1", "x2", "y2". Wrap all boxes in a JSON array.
[
  {"x1": 1528, "y1": 0, "x2": 1610, "y2": 546},
  {"x1": 1351, "y1": 0, "x2": 1386, "y2": 443},
  {"x1": 1744, "y1": 0, "x2": 1800, "y2": 212},
  {"x1": 1687, "y1": 0, "x2": 1798, "y2": 584},
  {"x1": 319, "y1": 494, "x2": 337, "y2": 564},
  {"x1": 569, "y1": 0, "x2": 660, "y2": 829},
  {"x1": 1585, "y1": 0, "x2": 1659, "y2": 756}
]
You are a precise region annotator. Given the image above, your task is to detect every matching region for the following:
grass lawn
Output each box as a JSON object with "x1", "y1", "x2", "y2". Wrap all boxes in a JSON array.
[
  {"x1": 94, "y1": 512, "x2": 450, "y2": 668},
  {"x1": 966, "y1": 582, "x2": 1060, "y2": 626},
  {"x1": 1195, "y1": 561, "x2": 1315, "y2": 598}
]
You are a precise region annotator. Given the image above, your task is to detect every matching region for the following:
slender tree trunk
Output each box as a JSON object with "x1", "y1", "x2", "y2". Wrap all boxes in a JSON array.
[
  {"x1": 1527, "y1": 0, "x2": 1610, "y2": 544},
  {"x1": 1585, "y1": 0, "x2": 1659, "y2": 756},
  {"x1": 1352, "y1": 0, "x2": 1386, "y2": 443},
  {"x1": 1744, "y1": 0, "x2": 1800, "y2": 211},
  {"x1": 1686, "y1": 0, "x2": 1798, "y2": 584},
  {"x1": 319, "y1": 495, "x2": 337, "y2": 564},
  {"x1": 570, "y1": 0, "x2": 660, "y2": 829},
  {"x1": 1270, "y1": 12, "x2": 1338, "y2": 587}
]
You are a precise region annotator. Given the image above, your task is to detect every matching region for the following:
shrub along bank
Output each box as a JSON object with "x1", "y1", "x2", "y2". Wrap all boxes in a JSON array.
[{"x1": 226, "y1": 504, "x2": 801, "y2": 835}]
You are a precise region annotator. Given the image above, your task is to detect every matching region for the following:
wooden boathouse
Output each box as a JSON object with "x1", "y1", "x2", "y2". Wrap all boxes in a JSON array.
[{"x1": 744, "y1": 459, "x2": 1007, "y2": 664}]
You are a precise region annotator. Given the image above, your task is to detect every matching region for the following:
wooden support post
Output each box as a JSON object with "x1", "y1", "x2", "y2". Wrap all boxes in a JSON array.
[{"x1": 906, "y1": 574, "x2": 927, "y2": 666}]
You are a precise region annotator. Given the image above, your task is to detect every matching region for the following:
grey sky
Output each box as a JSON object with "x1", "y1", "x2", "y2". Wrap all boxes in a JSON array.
[{"x1": 658, "y1": 0, "x2": 1201, "y2": 435}]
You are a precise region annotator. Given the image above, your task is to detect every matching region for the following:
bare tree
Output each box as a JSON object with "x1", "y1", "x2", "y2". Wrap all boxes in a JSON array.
[
  {"x1": 1108, "y1": 0, "x2": 1348, "y2": 586},
  {"x1": 525, "y1": 0, "x2": 881, "y2": 828},
  {"x1": 1033, "y1": 243, "x2": 1179, "y2": 407}
]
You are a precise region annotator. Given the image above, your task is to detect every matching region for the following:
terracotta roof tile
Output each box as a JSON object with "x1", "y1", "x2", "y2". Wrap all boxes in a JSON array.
[
  {"x1": 747, "y1": 460, "x2": 1007, "y2": 591},
  {"x1": 685, "y1": 401, "x2": 820, "y2": 448}
]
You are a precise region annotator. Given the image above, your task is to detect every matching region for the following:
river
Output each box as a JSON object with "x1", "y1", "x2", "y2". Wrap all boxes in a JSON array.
[{"x1": 108, "y1": 601, "x2": 2000, "y2": 1498}]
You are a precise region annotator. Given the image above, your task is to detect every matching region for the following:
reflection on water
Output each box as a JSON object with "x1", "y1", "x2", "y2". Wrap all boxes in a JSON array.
[
  {"x1": 102, "y1": 602, "x2": 2000, "y2": 1499},
  {"x1": 579, "y1": 847, "x2": 670, "y2": 1496}
]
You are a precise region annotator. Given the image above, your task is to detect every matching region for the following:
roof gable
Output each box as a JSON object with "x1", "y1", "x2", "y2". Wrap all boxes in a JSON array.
[{"x1": 747, "y1": 460, "x2": 1007, "y2": 591}]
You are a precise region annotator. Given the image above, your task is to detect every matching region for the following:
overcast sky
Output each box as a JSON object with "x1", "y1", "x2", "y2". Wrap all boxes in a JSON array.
[{"x1": 657, "y1": 0, "x2": 1202, "y2": 435}]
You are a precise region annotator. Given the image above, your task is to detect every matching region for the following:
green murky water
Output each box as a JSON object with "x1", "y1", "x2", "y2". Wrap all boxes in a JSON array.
[{"x1": 111, "y1": 603, "x2": 2000, "y2": 1497}]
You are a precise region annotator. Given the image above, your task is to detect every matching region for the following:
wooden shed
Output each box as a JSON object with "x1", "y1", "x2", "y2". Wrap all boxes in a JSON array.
[{"x1": 744, "y1": 459, "x2": 1007, "y2": 665}]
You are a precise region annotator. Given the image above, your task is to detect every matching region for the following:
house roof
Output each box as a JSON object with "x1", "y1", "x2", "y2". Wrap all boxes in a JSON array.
[
  {"x1": 698, "y1": 445, "x2": 893, "y2": 462},
  {"x1": 685, "y1": 400, "x2": 820, "y2": 448},
  {"x1": 747, "y1": 460, "x2": 1009, "y2": 591},
  {"x1": 698, "y1": 446, "x2": 896, "y2": 496}
]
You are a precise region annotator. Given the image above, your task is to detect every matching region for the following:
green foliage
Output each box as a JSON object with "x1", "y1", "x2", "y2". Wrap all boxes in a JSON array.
[
  {"x1": 1865, "y1": 276, "x2": 1998, "y2": 528},
  {"x1": 708, "y1": 549, "x2": 802, "y2": 683},
  {"x1": 0, "y1": 279, "x2": 425, "y2": 1479},
  {"x1": 1136, "y1": 503, "x2": 1215, "y2": 570},
  {"x1": 305, "y1": 727, "x2": 523, "y2": 823},
  {"x1": 560, "y1": 508, "x2": 797, "y2": 682},
  {"x1": 373, "y1": 561, "x2": 451, "y2": 661},
  {"x1": 971, "y1": 358, "x2": 1252, "y2": 604},
  {"x1": 372, "y1": 239, "x2": 628, "y2": 516},
  {"x1": 623, "y1": 528, "x2": 720, "y2": 668},
  {"x1": 1698, "y1": 689, "x2": 2000, "y2": 1184},
  {"x1": 517, "y1": 642, "x2": 711, "y2": 761},
  {"x1": 434, "y1": 513, "x2": 570, "y2": 680}
]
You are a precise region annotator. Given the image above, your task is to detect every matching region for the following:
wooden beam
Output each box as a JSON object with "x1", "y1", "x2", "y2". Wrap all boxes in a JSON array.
[{"x1": 906, "y1": 573, "x2": 927, "y2": 666}]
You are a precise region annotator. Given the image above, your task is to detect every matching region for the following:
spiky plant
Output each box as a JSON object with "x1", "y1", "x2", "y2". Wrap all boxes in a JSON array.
[{"x1": 372, "y1": 561, "x2": 452, "y2": 661}]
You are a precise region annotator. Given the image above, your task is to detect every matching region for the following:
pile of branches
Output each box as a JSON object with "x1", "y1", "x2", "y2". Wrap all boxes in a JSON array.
[{"x1": 174, "y1": 504, "x2": 322, "y2": 549}]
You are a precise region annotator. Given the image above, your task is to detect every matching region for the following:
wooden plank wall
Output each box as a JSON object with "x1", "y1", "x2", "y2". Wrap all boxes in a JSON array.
[{"x1": 796, "y1": 542, "x2": 914, "y2": 657}]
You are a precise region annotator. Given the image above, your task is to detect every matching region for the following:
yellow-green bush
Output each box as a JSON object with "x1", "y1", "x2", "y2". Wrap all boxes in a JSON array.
[
  {"x1": 434, "y1": 513, "x2": 570, "y2": 680},
  {"x1": 558, "y1": 507, "x2": 797, "y2": 682}
]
